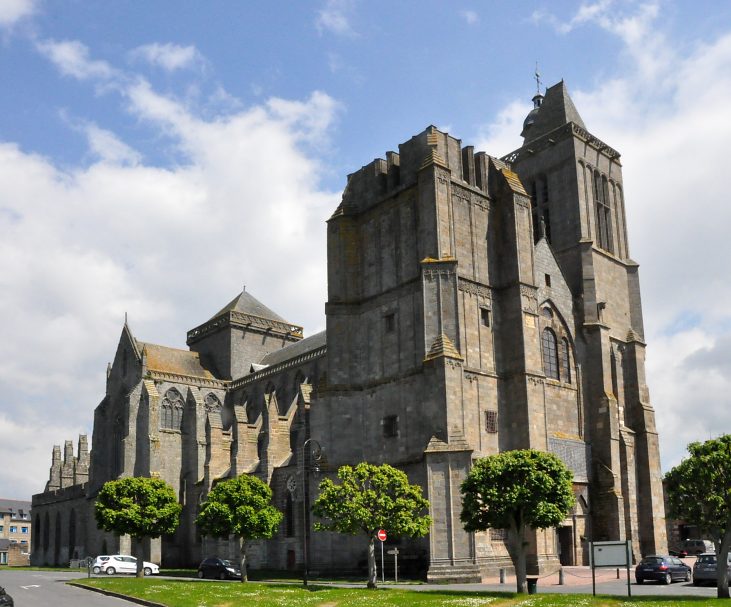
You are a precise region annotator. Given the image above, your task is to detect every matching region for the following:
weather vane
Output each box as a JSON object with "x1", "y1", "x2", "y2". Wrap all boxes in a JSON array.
[{"x1": 534, "y1": 62, "x2": 542, "y2": 95}]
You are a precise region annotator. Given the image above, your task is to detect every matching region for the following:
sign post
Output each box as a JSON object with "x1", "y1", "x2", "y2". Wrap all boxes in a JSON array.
[
  {"x1": 377, "y1": 529, "x2": 387, "y2": 583},
  {"x1": 590, "y1": 540, "x2": 632, "y2": 597},
  {"x1": 388, "y1": 547, "x2": 399, "y2": 582}
]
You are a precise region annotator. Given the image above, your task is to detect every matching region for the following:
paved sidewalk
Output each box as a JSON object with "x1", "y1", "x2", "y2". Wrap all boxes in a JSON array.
[{"x1": 481, "y1": 565, "x2": 631, "y2": 589}]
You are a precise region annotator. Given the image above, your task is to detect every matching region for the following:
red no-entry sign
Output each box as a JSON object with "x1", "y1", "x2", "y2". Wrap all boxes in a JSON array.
[{"x1": 377, "y1": 529, "x2": 387, "y2": 542}]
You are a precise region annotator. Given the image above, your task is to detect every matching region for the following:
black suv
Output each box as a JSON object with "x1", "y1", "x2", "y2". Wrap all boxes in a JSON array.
[{"x1": 197, "y1": 557, "x2": 242, "y2": 580}]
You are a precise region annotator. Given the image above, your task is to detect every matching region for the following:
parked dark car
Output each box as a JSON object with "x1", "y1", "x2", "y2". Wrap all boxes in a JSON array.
[
  {"x1": 635, "y1": 555, "x2": 691, "y2": 584},
  {"x1": 693, "y1": 552, "x2": 731, "y2": 586},
  {"x1": 197, "y1": 557, "x2": 242, "y2": 580},
  {"x1": 0, "y1": 586, "x2": 13, "y2": 607}
]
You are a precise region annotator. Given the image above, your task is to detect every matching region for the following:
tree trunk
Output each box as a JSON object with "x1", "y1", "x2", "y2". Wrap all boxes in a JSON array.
[
  {"x1": 134, "y1": 537, "x2": 145, "y2": 579},
  {"x1": 717, "y1": 524, "x2": 731, "y2": 599},
  {"x1": 240, "y1": 538, "x2": 248, "y2": 582},
  {"x1": 507, "y1": 525, "x2": 527, "y2": 593},
  {"x1": 367, "y1": 535, "x2": 377, "y2": 589}
]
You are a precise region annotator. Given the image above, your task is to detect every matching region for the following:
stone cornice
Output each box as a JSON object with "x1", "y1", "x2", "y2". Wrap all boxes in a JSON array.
[
  {"x1": 502, "y1": 122, "x2": 621, "y2": 164},
  {"x1": 230, "y1": 345, "x2": 327, "y2": 389},
  {"x1": 187, "y1": 311, "x2": 303, "y2": 345},
  {"x1": 147, "y1": 370, "x2": 229, "y2": 389}
]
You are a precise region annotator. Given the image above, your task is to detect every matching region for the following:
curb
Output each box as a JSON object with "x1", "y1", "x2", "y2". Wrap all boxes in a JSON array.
[{"x1": 67, "y1": 581, "x2": 167, "y2": 607}]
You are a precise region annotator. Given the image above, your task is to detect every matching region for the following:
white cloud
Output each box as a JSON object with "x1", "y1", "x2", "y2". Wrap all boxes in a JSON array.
[
  {"x1": 0, "y1": 45, "x2": 340, "y2": 498},
  {"x1": 479, "y1": 3, "x2": 731, "y2": 472},
  {"x1": 82, "y1": 123, "x2": 142, "y2": 165},
  {"x1": 316, "y1": 0, "x2": 356, "y2": 36},
  {"x1": 35, "y1": 39, "x2": 115, "y2": 81},
  {"x1": 0, "y1": 0, "x2": 36, "y2": 27},
  {"x1": 460, "y1": 10, "x2": 479, "y2": 25},
  {"x1": 130, "y1": 42, "x2": 203, "y2": 72}
]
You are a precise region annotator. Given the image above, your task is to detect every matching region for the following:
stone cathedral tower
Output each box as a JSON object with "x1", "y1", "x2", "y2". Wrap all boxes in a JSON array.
[
  {"x1": 33, "y1": 81, "x2": 666, "y2": 579},
  {"x1": 506, "y1": 81, "x2": 667, "y2": 557}
]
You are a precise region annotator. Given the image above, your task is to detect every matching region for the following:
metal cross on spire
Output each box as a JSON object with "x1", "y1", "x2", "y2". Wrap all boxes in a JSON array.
[{"x1": 534, "y1": 62, "x2": 542, "y2": 95}]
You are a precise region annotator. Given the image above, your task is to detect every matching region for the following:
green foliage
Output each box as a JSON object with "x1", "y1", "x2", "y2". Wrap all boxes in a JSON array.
[
  {"x1": 665, "y1": 435, "x2": 731, "y2": 538},
  {"x1": 460, "y1": 449, "x2": 575, "y2": 533},
  {"x1": 312, "y1": 462, "x2": 431, "y2": 538},
  {"x1": 665, "y1": 435, "x2": 731, "y2": 599},
  {"x1": 95, "y1": 476, "x2": 181, "y2": 539},
  {"x1": 196, "y1": 474, "x2": 282, "y2": 541}
]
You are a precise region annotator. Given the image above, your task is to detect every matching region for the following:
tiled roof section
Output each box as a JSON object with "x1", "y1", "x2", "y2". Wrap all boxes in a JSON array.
[
  {"x1": 210, "y1": 290, "x2": 288, "y2": 323},
  {"x1": 259, "y1": 330, "x2": 327, "y2": 367},
  {"x1": 523, "y1": 80, "x2": 586, "y2": 144},
  {"x1": 0, "y1": 539, "x2": 10, "y2": 550},
  {"x1": 501, "y1": 168, "x2": 528, "y2": 196},
  {"x1": 0, "y1": 499, "x2": 31, "y2": 515},
  {"x1": 138, "y1": 342, "x2": 216, "y2": 379}
]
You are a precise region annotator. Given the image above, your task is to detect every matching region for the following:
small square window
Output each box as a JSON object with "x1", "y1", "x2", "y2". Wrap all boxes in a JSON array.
[
  {"x1": 382, "y1": 415, "x2": 399, "y2": 438},
  {"x1": 480, "y1": 308, "x2": 490, "y2": 327},
  {"x1": 485, "y1": 410, "x2": 498, "y2": 434},
  {"x1": 545, "y1": 273, "x2": 551, "y2": 287},
  {"x1": 384, "y1": 313, "x2": 396, "y2": 333},
  {"x1": 490, "y1": 528, "x2": 507, "y2": 541},
  {"x1": 9, "y1": 526, "x2": 17, "y2": 533},
  {"x1": 21, "y1": 527, "x2": 28, "y2": 533}
]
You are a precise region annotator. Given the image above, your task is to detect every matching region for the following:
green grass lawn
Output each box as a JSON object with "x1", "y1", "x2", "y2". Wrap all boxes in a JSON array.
[{"x1": 70, "y1": 578, "x2": 730, "y2": 607}]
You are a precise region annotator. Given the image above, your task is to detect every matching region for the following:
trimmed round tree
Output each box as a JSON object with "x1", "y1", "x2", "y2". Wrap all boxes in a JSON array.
[
  {"x1": 312, "y1": 462, "x2": 431, "y2": 589},
  {"x1": 460, "y1": 449, "x2": 574, "y2": 593},
  {"x1": 665, "y1": 435, "x2": 731, "y2": 599},
  {"x1": 95, "y1": 476, "x2": 182, "y2": 577},
  {"x1": 195, "y1": 474, "x2": 282, "y2": 582}
]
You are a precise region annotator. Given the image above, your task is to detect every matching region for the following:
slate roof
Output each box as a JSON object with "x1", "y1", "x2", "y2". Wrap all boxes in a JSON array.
[
  {"x1": 259, "y1": 330, "x2": 327, "y2": 367},
  {"x1": 522, "y1": 80, "x2": 586, "y2": 143},
  {"x1": 0, "y1": 499, "x2": 31, "y2": 516},
  {"x1": 0, "y1": 539, "x2": 10, "y2": 551},
  {"x1": 210, "y1": 290, "x2": 287, "y2": 323},
  {"x1": 138, "y1": 342, "x2": 216, "y2": 379}
]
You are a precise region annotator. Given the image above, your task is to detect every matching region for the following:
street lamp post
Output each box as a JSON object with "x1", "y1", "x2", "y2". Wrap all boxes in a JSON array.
[{"x1": 301, "y1": 438, "x2": 322, "y2": 587}]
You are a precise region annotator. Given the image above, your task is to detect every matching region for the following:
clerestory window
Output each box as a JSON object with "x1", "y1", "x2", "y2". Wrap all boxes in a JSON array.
[{"x1": 161, "y1": 388, "x2": 184, "y2": 431}]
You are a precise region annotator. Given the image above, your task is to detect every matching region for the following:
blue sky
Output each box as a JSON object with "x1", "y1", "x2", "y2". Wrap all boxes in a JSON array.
[{"x1": 1, "y1": 0, "x2": 731, "y2": 500}]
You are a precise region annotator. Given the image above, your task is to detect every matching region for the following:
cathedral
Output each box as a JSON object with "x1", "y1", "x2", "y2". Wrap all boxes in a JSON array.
[{"x1": 31, "y1": 81, "x2": 667, "y2": 581}]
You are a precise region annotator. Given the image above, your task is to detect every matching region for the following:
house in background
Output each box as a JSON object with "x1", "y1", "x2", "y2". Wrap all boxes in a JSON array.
[{"x1": 0, "y1": 499, "x2": 31, "y2": 566}]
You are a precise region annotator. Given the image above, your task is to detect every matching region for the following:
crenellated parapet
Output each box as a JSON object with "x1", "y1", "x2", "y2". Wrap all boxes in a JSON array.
[
  {"x1": 332, "y1": 126, "x2": 494, "y2": 219},
  {"x1": 45, "y1": 434, "x2": 90, "y2": 491}
]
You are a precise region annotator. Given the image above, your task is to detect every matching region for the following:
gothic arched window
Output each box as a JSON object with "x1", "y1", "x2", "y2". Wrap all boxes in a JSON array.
[
  {"x1": 542, "y1": 328, "x2": 559, "y2": 380},
  {"x1": 594, "y1": 171, "x2": 614, "y2": 253},
  {"x1": 161, "y1": 388, "x2": 184, "y2": 431},
  {"x1": 560, "y1": 338, "x2": 571, "y2": 384}
]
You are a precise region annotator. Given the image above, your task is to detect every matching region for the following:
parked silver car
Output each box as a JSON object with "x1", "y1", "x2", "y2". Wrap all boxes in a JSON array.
[{"x1": 693, "y1": 552, "x2": 731, "y2": 586}]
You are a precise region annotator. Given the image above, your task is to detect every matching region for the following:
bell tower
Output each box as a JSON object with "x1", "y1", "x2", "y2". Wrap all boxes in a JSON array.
[{"x1": 505, "y1": 81, "x2": 667, "y2": 557}]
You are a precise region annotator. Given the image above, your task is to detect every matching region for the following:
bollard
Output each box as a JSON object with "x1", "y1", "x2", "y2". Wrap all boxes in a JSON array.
[
  {"x1": 499, "y1": 568, "x2": 505, "y2": 584},
  {"x1": 616, "y1": 567, "x2": 620, "y2": 579},
  {"x1": 558, "y1": 567, "x2": 564, "y2": 585}
]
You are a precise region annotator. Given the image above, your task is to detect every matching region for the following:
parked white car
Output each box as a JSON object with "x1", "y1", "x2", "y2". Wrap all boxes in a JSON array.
[{"x1": 92, "y1": 555, "x2": 159, "y2": 576}]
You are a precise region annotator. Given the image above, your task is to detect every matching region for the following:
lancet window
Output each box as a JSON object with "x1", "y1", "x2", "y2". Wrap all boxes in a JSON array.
[
  {"x1": 541, "y1": 328, "x2": 559, "y2": 380},
  {"x1": 594, "y1": 171, "x2": 614, "y2": 253}
]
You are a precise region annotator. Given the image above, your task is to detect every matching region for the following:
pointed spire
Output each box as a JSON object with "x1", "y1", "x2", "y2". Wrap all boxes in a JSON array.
[{"x1": 521, "y1": 80, "x2": 586, "y2": 143}]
